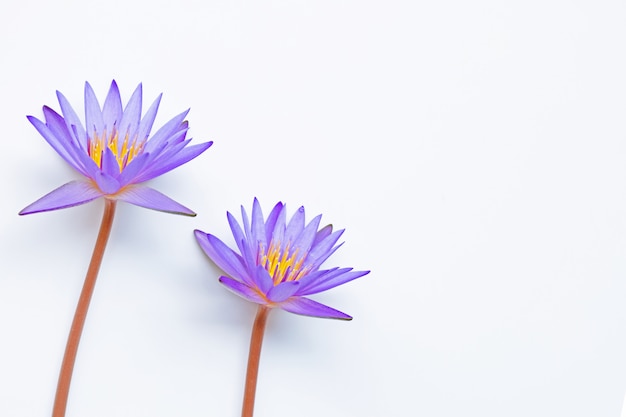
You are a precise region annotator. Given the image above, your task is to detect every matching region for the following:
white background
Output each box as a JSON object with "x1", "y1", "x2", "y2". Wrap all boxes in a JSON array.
[{"x1": 1, "y1": 1, "x2": 626, "y2": 416}]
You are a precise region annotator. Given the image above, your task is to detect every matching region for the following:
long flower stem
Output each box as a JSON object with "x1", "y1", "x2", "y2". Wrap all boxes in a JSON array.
[
  {"x1": 242, "y1": 305, "x2": 271, "y2": 417},
  {"x1": 52, "y1": 199, "x2": 117, "y2": 417}
]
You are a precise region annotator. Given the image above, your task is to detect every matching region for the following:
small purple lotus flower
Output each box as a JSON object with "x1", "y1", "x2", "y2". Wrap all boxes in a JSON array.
[
  {"x1": 20, "y1": 81, "x2": 212, "y2": 216},
  {"x1": 195, "y1": 198, "x2": 369, "y2": 319}
]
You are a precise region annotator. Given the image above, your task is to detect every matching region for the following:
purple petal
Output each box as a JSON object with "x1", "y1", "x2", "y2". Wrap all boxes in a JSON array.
[
  {"x1": 84, "y1": 82, "x2": 104, "y2": 135},
  {"x1": 227, "y1": 211, "x2": 248, "y2": 257},
  {"x1": 240, "y1": 204, "x2": 252, "y2": 241},
  {"x1": 293, "y1": 214, "x2": 322, "y2": 253},
  {"x1": 134, "y1": 141, "x2": 212, "y2": 183},
  {"x1": 295, "y1": 268, "x2": 342, "y2": 293},
  {"x1": 218, "y1": 276, "x2": 267, "y2": 305},
  {"x1": 194, "y1": 230, "x2": 251, "y2": 279},
  {"x1": 264, "y1": 201, "x2": 283, "y2": 242},
  {"x1": 267, "y1": 281, "x2": 300, "y2": 303},
  {"x1": 102, "y1": 80, "x2": 123, "y2": 131},
  {"x1": 142, "y1": 130, "x2": 189, "y2": 167},
  {"x1": 307, "y1": 229, "x2": 345, "y2": 267},
  {"x1": 239, "y1": 239, "x2": 260, "y2": 286},
  {"x1": 117, "y1": 152, "x2": 150, "y2": 185},
  {"x1": 269, "y1": 203, "x2": 287, "y2": 244},
  {"x1": 101, "y1": 147, "x2": 121, "y2": 177},
  {"x1": 28, "y1": 115, "x2": 86, "y2": 175},
  {"x1": 41, "y1": 107, "x2": 90, "y2": 168},
  {"x1": 76, "y1": 150, "x2": 104, "y2": 180},
  {"x1": 280, "y1": 296, "x2": 352, "y2": 320},
  {"x1": 93, "y1": 171, "x2": 121, "y2": 194},
  {"x1": 115, "y1": 185, "x2": 194, "y2": 215},
  {"x1": 297, "y1": 269, "x2": 369, "y2": 296},
  {"x1": 118, "y1": 83, "x2": 142, "y2": 139},
  {"x1": 19, "y1": 180, "x2": 104, "y2": 215},
  {"x1": 308, "y1": 242, "x2": 344, "y2": 272},
  {"x1": 143, "y1": 109, "x2": 189, "y2": 153},
  {"x1": 251, "y1": 197, "x2": 267, "y2": 247},
  {"x1": 136, "y1": 93, "x2": 162, "y2": 142},
  {"x1": 285, "y1": 206, "x2": 305, "y2": 243},
  {"x1": 254, "y1": 265, "x2": 275, "y2": 294},
  {"x1": 313, "y1": 224, "x2": 333, "y2": 246},
  {"x1": 56, "y1": 90, "x2": 87, "y2": 148}
]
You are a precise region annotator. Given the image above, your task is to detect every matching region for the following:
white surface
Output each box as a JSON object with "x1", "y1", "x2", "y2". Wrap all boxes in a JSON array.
[{"x1": 1, "y1": 1, "x2": 626, "y2": 416}]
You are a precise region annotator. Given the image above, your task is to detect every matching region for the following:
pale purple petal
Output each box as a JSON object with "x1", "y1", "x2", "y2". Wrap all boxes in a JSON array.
[
  {"x1": 239, "y1": 239, "x2": 259, "y2": 286},
  {"x1": 27, "y1": 115, "x2": 85, "y2": 175},
  {"x1": 254, "y1": 265, "x2": 274, "y2": 294},
  {"x1": 117, "y1": 152, "x2": 150, "y2": 185},
  {"x1": 270, "y1": 204, "x2": 287, "y2": 245},
  {"x1": 264, "y1": 202, "x2": 283, "y2": 241},
  {"x1": 313, "y1": 224, "x2": 333, "y2": 246},
  {"x1": 118, "y1": 83, "x2": 142, "y2": 139},
  {"x1": 267, "y1": 281, "x2": 300, "y2": 302},
  {"x1": 134, "y1": 141, "x2": 212, "y2": 183},
  {"x1": 285, "y1": 206, "x2": 305, "y2": 243},
  {"x1": 143, "y1": 109, "x2": 189, "y2": 153},
  {"x1": 42, "y1": 107, "x2": 90, "y2": 168},
  {"x1": 293, "y1": 214, "x2": 322, "y2": 253},
  {"x1": 19, "y1": 180, "x2": 104, "y2": 215},
  {"x1": 295, "y1": 267, "x2": 342, "y2": 294},
  {"x1": 297, "y1": 269, "x2": 369, "y2": 296},
  {"x1": 240, "y1": 204, "x2": 252, "y2": 241},
  {"x1": 251, "y1": 197, "x2": 267, "y2": 247},
  {"x1": 280, "y1": 297, "x2": 352, "y2": 320},
  {"x1": 141, "y1": 128, "x2": 189, "y2": 167},
  {"x1": 77, "y1": 150, "x2": 103, "y2": 180},
  {"x1": 56, "y1": 90, "x2": 87, "y2": 148},
  {"x1": 42, "y1": 106, "x2": 71, "y2": 136},
  {"x1": 307, "y1": 229, "x2": 345, "y2": 266},
  {"x1": 69, "y1": 124, "x2": 89, "y2": 153},
  {"x1": 218, "y1": 276, "x2": 267, "y2": 304},
  {"x1": 227, "y1": 211, "x2": 248, "y2": 256},
  {"x1": 308, "y1": 242, "x2": 344, "y2": 271},
  {"x1": 84, "y1": 82, "x2": 104, "y2": 135},
  {"x1": 101, "y1": 147, "x2": 120, "y2": 177},
  {"x1": 102, "y1": 80, "x2": 123, "y2": 130},
  {"x1": 93, "y1": 171, "x2": 121, "y2": 194},
  {"x1": 115, "y1": 185, "x2": 194, "y2": 215},
  {"x1": 194, "y1": 230, "x2": 251, "y2": 280},
  {"x1": 136, "y1": 93, "x2": 162, "y2": 142}
]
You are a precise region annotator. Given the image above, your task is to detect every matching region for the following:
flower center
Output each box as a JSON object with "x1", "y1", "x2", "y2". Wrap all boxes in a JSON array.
[
  {"x1": 258, "y1": 240, "x2": 310, "y2": 285},
  {"x1": 88, "y1": 128, "x2": 144, "y2": 170}
]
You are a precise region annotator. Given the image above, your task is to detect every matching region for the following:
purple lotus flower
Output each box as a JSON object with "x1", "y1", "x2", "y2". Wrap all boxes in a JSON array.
[
  {"x1": 195, "y1": 199, "x2": 369, "y2": 319},
  {"x1": 20, "y1": 81, "x2": 212, "y2": 216}
]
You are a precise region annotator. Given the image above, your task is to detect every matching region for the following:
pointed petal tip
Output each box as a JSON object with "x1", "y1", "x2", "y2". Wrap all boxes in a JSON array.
[
  {"x1": 18, "y1": 181, "x2": 104, "y2": 215},
  {"x1": 280, "y1": 296, "x2": 353, "y2": 320},
  {"x1": 194, "y1": 230, "x2": 213, "y2": 245},
  {"x1": 114, "y1": 186, "x2": 196, "y2": 216}
]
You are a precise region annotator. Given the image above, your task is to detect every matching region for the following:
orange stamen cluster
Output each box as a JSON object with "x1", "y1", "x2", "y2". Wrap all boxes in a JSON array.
[
  {"x1": 88, "y1": 128, "x2": 144, "y2": 170},
  {"x1": 259, "y1": 240, "x2": 310, "y2": 285}
]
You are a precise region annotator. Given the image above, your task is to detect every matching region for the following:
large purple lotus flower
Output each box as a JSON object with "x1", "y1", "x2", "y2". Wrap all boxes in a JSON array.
[
  {"x1": 20, "y1": 81, "x2": 212, "y2": 216},
  {"x1": 195, "y1": 199, "x2": 369, "y2": 319}
]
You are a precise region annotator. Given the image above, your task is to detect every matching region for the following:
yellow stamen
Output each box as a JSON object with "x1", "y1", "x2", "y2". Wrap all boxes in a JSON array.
[
  {"x1": 87, "y1": 128, "x2": 144, "y2": 170},
  {"x1": 259, "y1": 240, "x2": 310, "y2": 286}
]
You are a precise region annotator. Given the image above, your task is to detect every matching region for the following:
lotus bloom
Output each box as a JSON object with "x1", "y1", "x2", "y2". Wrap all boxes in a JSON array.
[
  {"x1": 195, "y1": 198, "x2": 369, "y2": 319},
  {"x1": 20, "y1": 80, "x2": 213, "y2": 216}
]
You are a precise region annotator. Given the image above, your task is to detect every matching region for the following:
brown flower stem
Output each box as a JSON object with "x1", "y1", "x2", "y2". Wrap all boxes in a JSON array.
[
  {"x1": 242, "y1": 305, "x2": 271, "y2": 417},
  {"x1": 52, "y1": 199, "x2": 117, "y2": 417}
]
